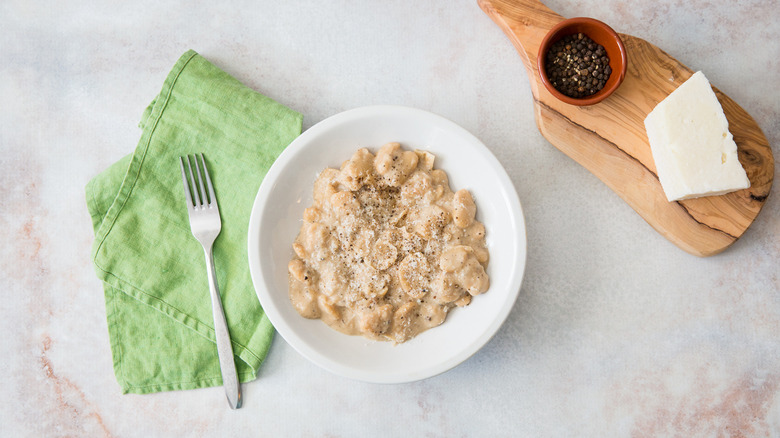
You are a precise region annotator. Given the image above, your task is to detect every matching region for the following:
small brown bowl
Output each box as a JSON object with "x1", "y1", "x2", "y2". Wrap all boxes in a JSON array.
[{"x1": 537, "y1": 17, "x2": 627, "y2": 106}]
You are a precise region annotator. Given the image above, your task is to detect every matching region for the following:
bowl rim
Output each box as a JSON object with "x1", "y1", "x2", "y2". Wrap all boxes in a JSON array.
[
  {"x1": 246, "y1": 105, "x2": 528, "y2": 383},
  {"x1": 536, "y1": 17, "x2": 628, "y2": 106}
]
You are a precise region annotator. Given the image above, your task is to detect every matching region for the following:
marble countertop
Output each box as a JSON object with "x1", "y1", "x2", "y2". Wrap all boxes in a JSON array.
[{"x1": 3, "y1": 0, "x2": 778, "y2": 436}]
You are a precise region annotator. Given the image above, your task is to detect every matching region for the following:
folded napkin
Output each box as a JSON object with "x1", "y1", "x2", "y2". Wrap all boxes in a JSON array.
[{"x1": 86, "y1": 50, "x2": 302, "y2": 393}]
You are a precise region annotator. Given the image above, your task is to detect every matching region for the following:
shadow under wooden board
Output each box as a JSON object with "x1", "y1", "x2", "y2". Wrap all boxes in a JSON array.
[{"x1": 479, "y1": 0, "x2": 774, "y2": 257}]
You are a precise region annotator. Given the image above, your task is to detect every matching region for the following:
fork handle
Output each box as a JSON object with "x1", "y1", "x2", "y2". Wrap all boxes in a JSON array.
[{"x1": 203, "y1": 246, "x2": 242, "y2": 409}]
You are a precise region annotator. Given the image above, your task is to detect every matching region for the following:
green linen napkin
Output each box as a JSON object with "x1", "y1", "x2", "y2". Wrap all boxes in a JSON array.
[{"x1": 86, "y1": 50, "x2": 302, "y2": 394}]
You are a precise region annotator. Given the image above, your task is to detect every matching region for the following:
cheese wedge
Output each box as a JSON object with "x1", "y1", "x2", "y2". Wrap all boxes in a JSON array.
[{"x1": 644, "y1": 71, "x2": 750, "y2": 202}]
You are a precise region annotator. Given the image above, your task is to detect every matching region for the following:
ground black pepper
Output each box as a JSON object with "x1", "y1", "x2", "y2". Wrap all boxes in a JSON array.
[{"x1": 545, "y1": 32, "x2": 612, "y2": 98}]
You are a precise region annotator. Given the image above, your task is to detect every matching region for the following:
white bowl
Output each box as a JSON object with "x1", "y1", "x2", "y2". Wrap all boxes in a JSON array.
[{"x1": 247, "y1": 105, "x2": 526, "y2": 383}]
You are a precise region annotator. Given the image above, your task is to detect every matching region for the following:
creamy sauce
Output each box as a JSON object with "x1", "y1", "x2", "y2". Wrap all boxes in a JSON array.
[{"x1": 288, "y1": 143, "x2": 489, "y2": 343}]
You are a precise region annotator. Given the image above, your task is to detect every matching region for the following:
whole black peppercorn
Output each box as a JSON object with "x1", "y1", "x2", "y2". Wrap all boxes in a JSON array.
[{"x1": 544, "y1": 33, "x2": 611, "y2": 99}]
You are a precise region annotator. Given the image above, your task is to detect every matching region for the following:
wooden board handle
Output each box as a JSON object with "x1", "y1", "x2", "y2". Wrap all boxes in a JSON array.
[
  {"x1": 478, "y1": 0, "x2": 560, "y2": 83},
  {"x1": 479, "y1": 0, "x2": 774, "y2": 256}
]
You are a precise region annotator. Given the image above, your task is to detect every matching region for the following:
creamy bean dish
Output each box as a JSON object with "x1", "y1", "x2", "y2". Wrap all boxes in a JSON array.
[{"x1": 288, "y1": 142, "x2": 490, "y2": 343}]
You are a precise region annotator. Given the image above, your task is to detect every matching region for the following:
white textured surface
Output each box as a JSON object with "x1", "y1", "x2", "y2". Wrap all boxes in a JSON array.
[{"x1": 2, "y1": 0, "x2": 779, "y2": 436}]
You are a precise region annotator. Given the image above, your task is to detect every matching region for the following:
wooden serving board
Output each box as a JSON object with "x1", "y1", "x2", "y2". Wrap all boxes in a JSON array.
[{"x1": 479, "y1": 0, "x2": 774, "y2": 256}]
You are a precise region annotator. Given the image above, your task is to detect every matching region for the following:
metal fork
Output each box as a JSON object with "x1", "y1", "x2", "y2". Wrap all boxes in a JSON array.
[{"x1": 179, "y1": 154, "x2": 241, "y2": 409}]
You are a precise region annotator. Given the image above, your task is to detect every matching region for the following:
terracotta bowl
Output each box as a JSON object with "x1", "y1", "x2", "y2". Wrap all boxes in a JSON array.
[{"x1": 537, "y1": 17, "x2": 627, "y2": 106}]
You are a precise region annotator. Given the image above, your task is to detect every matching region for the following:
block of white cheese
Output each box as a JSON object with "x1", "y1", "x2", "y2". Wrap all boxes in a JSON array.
[{"x1": 644, "y1": 71, "x2": 750, "y2": 202}]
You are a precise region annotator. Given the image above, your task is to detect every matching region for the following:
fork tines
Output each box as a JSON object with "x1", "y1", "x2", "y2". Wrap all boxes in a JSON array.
[{"x1": 179, "y1": 154, "x2": 217, "y2": 209}]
